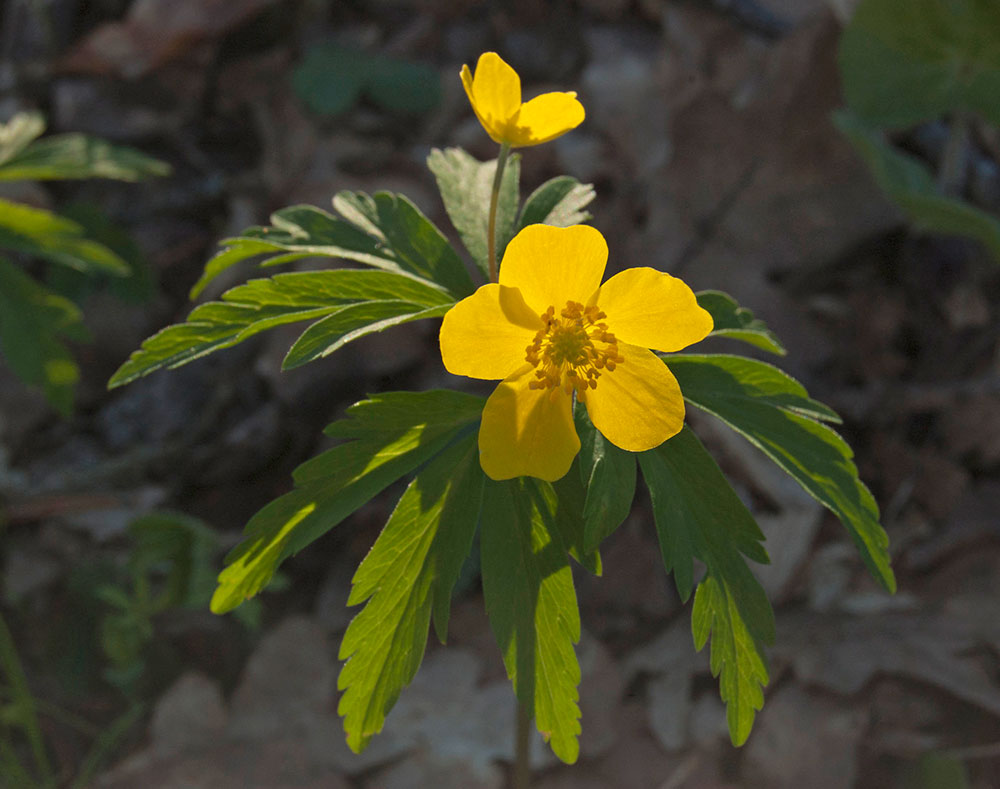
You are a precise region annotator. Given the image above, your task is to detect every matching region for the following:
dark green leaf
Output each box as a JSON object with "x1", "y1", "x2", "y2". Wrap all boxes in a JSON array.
[
  {"x1": 639, "y1": 426, "x2": 773, "y2": 745},
  {"x1": 0, "y1": 198, "x2": 130, "y2": 276},
  {"x1": 517, "y1": 175, "x2": 596, "y2": 230},
  {"x1": 292, "y1": 44, "x2": 441, "y2": 117},
  {"x1": 0, "y1": 112, "x2": 46, "y2": 166},
  {"x1": 338, "y1": 434, "x2": 483, "y2": 753},
  {"x1": 109, "y1": 270, "x2": 452, "y2": 387},
  {"x1": 367, "y1": 56, "x2": 442, "y2": 116},
  {"x1": 0, "y1": 257, "x2": 85, "y2": 415},
  {"x1": 192, "y1": 195, "x2": 473, "y2": 300},
  {"x1": 427, "y1": 147, "x2": 521, "y2": 278},
  {"x1": 836, "y1": 111, "x2": 1000, "y2": 261},
  {"x1": 696, "y1": 290, "x2": 786, "y2": 356},
  {"x1": 480, "y1": 478, "x2": 582, "y2": 764},
  {"x1": 573, "y1": 404, "x2": 636, "y2": 554},
  {"x1": 0, "y1": 134, "x2": 170, "y2": 182},
  {"x1": 545, "y1": 470, "x2": 603, "y2": 575},
  {"x1": 670, "y1": 353, "x2": 895, "y2": 592},
  {"x1": 211, "y1": 390, "x2": 484, "y2": 614},
  {"x1": 839, "y1": 0, "x2": 1000, "y2": 127}
]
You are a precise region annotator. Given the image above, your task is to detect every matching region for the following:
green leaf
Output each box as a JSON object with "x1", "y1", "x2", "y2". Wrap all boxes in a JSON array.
[
  {"x1": 211, "y1": 390, "x2": 484, "y2": 614},
  {"x1": 337, "y1": 434, "x2": 483, "y2": 753},
  {"x1": 669, "y1": 353, "x2": 895, "y2": 592},
  {"x1": 0, "y1": 134, "x2": 170, "y2": 182},
  {"x1": 427, "y1": 147, "x2": 521, "y2": 278},
  {"x1": 109, "y1": 270, "x2": 453, "y2": 387},
  {"x1": 836, "y1": 111, "x2": 1000, "y2": 261},
  {"x1": 0, "y1": 112, "x2": 46, "y2": 166},
  {"x1": 545, "y1": 470, "x2": 603, "y2": 576},
  {"x1": 282, "y1": 301, "x2": 449, "y2": 369},
  {"x1": 292, "y1": 44, "x2": 441, "y2": 117},
  {"x1": 192, "y1": 195, "x2": 473, "y2": 300},
  {"x1": 839, "y1": 0, "x2": 1000, "y2": 127},
  {"x1": 480, "y1": 478, "x2": 582, "y2": 764},
  {"x1": 696, "y1": 290, "x2": 786, "y2": 356},
  {"x1": 0, "y1": 257, "x2": 85, "y2": 415},
  {"x1": 572, "y1": 404, "x2": 636, "y2": 554},
  {"x1": 517, "y1": 175, "x2": 596, "y2": 231},
  {"x1": 0, "y1": 198, "x2": 130, "y2": 276},
  {"x1": 639, "y1": 426, "x2": 773, "y2": 745}
]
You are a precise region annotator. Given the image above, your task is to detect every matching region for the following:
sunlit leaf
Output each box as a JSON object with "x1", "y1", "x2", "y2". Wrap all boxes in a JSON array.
[
  {"x1": 481, "y1": 478, "x2": 582, "y2": 764},
  {"x1": 211, "y1": 390, "x2": 484, "y2": 614},
  {"x1": 0, "y1": 133, "x2": 170, "y2": 182},
  {"x1": 427, "y1": 147, "x2": 521, "y2": 278},
  {"x1": 338, "y1": 434, "x2": 483, "y2": 752},
  {"x1": 109, "y1": 270, "x2": 453, "y2": 387},
  {"x1": 517, "y1": 175, "x2": 595, "y2": 231}
]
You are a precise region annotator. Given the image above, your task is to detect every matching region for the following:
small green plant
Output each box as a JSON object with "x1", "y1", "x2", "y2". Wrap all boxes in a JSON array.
[
  {"x1": 837, "y1": 0, "x2": 1000, "y2": 260},
  {"x1": 0, "y1": 112, "x2": 168, "y2": 414},
  {"x1": 110, "y1": 52, "x2": 894, "y2": 776}
]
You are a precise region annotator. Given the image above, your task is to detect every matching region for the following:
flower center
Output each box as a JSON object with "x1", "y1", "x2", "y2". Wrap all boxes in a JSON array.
[{"x1": 525, "y1": 301, "x2": 624, "y2": 400}]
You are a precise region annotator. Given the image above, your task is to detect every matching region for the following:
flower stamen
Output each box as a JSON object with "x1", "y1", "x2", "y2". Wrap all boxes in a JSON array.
[{"x1": 525, "y1": 301, "x2": 624, "y2": 401}]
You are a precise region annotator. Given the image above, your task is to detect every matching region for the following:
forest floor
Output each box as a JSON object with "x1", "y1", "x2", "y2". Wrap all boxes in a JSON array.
[{"x1": 1, "y1": 1, "x2": 999, "y2": 787}]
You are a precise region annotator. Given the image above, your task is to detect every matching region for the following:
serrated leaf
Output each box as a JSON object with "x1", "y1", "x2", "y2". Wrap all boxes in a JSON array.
[
  {"x1": 669, "y1": 353, "x2": 895, "y2": 592},
  {"x1": 109, "y1": 270, "x2": 452, "y2": 387},
  {"x1": 836, "y1": 111, "x2": 1000, "y2": 261},
  {"x1": 0, "y1": 133, "x2": 170, "y2": 182},
  {"x1": 480, "y1": 478, "x2": 582, "y2": 764},
  {"x1": 839, "y1": 0, "x2": 1000, "y2": 127},
  {"x1": 0, "y1": 112, "x2": 46, "y2": 166},
  {"x1": 517, "y1": 175, "x2": 596, "y2": 231},
  {"x1": 696, "y1": 290, "x2": 787, "y2": 356},
  {"x1": 427, "y1": 147, "x2": 521, "y2": 278},
  {"x1": 192, "y1": 195, "x2": 473, "y2": 300},
  {"x1": 0, "y1": 257, "x2": 85, "y2": 415},
  {"x1": 0, "y1": 198, "x2": 130, "y2": 276},
  {"x1": 573, "y1": 403, "x2": 635, "y2": 554},
  {"x1": 211, "y1": 390, "x2": 484, "y2": 614},
  {"x1": 337, "y1": 434, "x2": 483, "y2": 753},
  {"x1": 639, "y1": 426, "x2": 773, "y2": 745}
]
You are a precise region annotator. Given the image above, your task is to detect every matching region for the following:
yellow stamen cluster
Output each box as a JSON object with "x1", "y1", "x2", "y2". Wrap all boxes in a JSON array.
[{"x1": 525, "y1": 301, "x2": 624, "y2": 401}]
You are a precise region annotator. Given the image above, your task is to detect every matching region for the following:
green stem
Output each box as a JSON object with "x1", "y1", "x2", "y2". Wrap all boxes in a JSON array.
[
  {"x1": 487, "y1": 143, "x2": 512, "y2": 283},
  {"x1": 0, "y1": 611, "x2": 54, "y2": 785},
  {"x1": 514, "y1": 698, "x2": 531, "y2": 789}
]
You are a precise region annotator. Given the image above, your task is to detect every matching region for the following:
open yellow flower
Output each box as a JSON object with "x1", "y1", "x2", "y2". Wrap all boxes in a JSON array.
[
  {"x1": 440, "y1": 224, "x2": 714, "y2": 481},
  {"x1": 460, "y1": 52, "x2": 585, "y2": 147}
]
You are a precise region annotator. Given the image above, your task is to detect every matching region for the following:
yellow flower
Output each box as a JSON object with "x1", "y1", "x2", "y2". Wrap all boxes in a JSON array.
[
  {"x1": 440, "y1": 224, "x2": 714, "y2": 481},
  {"x1": 460, "y1": 52, "x2": 585, "y2": 147}
]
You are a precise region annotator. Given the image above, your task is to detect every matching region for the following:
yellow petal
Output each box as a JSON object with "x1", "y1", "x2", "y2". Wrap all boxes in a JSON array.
[
  {"x1": 465, "y1": 52, "x2": 521, "y2": 144},
  {"x1": 479, "y1": 365, "x2": 580, "y2": 481},
  {"x1": 499, "y1": 224, "x2": 607, "y2": 314},
  {"x1": 597, "y1": 267, "x2": 713, "y2": 353},
  {"x1": 506, "y1": 91, "x2": 586, "y2": 146},
  {"x1": 440, "y1": 284, "x2": 541, "y2": 380},
  {"x1": 584, "y1": 343, "x2": 684, "y2": 451}
]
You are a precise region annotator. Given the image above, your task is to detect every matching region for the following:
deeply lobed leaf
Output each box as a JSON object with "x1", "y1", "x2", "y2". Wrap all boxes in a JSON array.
[
  {"x1": 480, "y1": 479, "x2": 582, "y2": 764},
  {"x1": 669, "y1": 353, "x2": 895, "y2": 592},
  {"x1": 211, "y1": 391, "x2": 484, "y2": 614},
  {"x1": 639, "y1": 426, "x2": 773, "y2": 745},
  {"x1": 109, "y1": 270, "x2": 453, "y2": 387},
  {"x1": 696, "y1": 290, "x2": 787, "y2": 356},
  {"x1": 338, "y1": 434, "x2": 483, "y2": 752}
]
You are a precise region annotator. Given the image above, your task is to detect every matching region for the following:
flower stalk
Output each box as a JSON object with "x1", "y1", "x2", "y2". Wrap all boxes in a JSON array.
[
  {"x1": 515, "y1": 698, "x2": 532, "y2": 789},
  {"x1": 487, "y1": 143, "x2": 512, "y2": 283}
]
